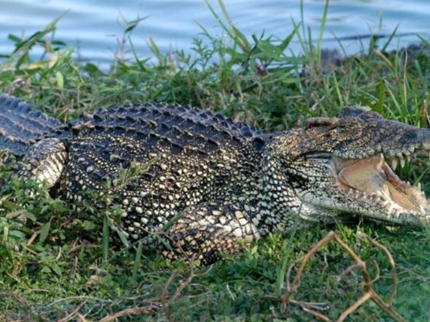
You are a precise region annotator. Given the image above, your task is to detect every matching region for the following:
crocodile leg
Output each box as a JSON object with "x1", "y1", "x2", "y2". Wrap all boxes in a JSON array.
[
  {"x1": 160, "y1": 202, "x2": 260, "y2": 265},
  {"x1": 18, "y1": 138, "x2": 68, "y2": 188}
]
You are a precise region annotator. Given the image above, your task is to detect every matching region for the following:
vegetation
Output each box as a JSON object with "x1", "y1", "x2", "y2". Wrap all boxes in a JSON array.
[{"x1": 0, "y1": 1, "x2": 429, "y2": 321}]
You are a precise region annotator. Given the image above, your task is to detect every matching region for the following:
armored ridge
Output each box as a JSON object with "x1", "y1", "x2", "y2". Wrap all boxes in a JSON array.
[
  {"x1": 1, "y1": 93, "x2": 430, "y2": 265},
  {"x1": 0, "y1": 94, "x2": 70, "y2": 156}
]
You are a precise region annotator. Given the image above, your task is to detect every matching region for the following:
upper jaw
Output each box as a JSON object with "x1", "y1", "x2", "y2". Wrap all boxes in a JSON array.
[{"x1": 386, "y1": 148, "x2": 430, "y2": 172}]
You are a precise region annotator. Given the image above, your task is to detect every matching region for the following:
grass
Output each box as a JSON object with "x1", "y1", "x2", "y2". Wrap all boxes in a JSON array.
[{"x1": 0, "y1": 1, "x2": 430, "y2": 320}]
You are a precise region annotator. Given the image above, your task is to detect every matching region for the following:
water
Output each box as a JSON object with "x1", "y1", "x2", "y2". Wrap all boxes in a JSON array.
[{"x1": 0, "y1": 0, "x2": 429, "y2": 65}]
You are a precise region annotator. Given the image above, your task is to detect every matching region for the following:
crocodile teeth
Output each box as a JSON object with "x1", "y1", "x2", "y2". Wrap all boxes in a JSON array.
[
  {"x1": 390, "y1": 158, "x2": 398, "y2": 170},
  {"x1": 400, "y1": 157, "x2": 406, "y2": 168},
  {"x1": 373, "y1": 191, "x2": 388, "y2": 201}
]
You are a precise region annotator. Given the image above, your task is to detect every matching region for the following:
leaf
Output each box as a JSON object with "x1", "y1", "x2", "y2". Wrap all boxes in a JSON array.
[
  {"x1": 51, "y1": 264, "x2": 62, "y2": 276},
  {"x1": 39, "y1": 221, "x2": 51, "y2": 243},
  {"x1": 124, "y1": 16, "x2": 148, "y2": 34},
  {"x1": 12, "y1": 14, "x2": 65, "y2": 55},
  {"x1": 55, "y1": 71, "x2": 64, "y2": 88},
  {"x1": 102, "y1": 215, "x2": 109, "y2": 262}
]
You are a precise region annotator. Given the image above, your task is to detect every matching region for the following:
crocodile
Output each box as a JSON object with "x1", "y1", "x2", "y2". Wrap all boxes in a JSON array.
[{"x1": 1, "y1": 93, "x2": 430, "y2": 265}]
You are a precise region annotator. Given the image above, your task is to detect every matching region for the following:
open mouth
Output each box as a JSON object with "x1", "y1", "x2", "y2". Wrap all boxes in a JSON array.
[{"x1": 331, "y1": 153, "x2": 429, "y2": 215}]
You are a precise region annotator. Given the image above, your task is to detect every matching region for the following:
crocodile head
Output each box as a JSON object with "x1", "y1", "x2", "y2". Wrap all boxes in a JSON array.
[{"x1": 268, "y1": 107, "x2": 430, "y2": 227}]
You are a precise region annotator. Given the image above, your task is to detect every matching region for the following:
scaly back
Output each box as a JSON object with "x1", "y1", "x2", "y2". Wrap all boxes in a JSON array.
[
  {"x1": 0, "y1": 94, "x2": 69, "y2": 156},
  {"x1": 73, "y1": 102, "x2": 265, "y2": 153}
]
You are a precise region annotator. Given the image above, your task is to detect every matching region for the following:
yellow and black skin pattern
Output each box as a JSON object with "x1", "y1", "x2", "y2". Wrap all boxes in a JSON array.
[{"x1": 1, "y1": 93, "x2": 430, "y2": 265}]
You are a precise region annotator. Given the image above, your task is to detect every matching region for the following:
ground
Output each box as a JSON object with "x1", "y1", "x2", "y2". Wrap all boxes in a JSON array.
[{"x1": 0, "y1": 3, "x2": 430, "y2": 321}]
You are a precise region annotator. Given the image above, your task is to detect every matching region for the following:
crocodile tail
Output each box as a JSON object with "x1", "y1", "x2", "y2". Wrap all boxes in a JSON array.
[{"x1": 0, "y1": 93, "x2": 69, "y2": 155}]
